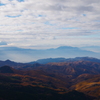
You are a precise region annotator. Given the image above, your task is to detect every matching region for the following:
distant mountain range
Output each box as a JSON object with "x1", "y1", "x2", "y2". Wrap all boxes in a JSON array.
[
  {"x1": 30, "y1": 57, "x2": 100, "y2": 64},
  {"x1": 0, "y1": 57, "x2": 100, "y2": 69},
  {"x1": 0, "y1": 46, "x2": 100, "y2": 62}
]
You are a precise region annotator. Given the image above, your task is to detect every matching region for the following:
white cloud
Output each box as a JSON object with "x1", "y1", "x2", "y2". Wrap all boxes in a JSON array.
[{"x1": 0, "y1": 0, "x2": 100, "y2": 48}]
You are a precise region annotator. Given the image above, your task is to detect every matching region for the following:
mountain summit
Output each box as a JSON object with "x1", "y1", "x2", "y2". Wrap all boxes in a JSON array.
[{"x1": 0, "y1": 46, "x2": 100, "y2": 62}]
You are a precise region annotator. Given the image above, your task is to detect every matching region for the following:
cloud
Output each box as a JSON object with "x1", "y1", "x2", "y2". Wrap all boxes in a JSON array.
[
  {"x1": 0, "y1": 0, "x2": 100, "y2": 48},
  {"x1": 17, "y1": 0, "x2": 24, "y2": 2}
]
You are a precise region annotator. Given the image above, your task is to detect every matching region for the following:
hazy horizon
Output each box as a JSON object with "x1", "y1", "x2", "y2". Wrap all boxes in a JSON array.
[
  {"x1": 0, "y1": 45, "x2": 100, "y2": 62},
  {"x1": 0, "y1": 0, "x2": 100, "y2": 62}
]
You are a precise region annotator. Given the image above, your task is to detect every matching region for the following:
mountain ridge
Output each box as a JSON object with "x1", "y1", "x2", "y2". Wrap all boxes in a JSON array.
[
  {"x1": 0, "y1": 46, "x2": 100, "y2": 62},
  {"x1": 30, "y1": 57, "x2": 100, "y2": 64},
  {"x1": 1, "y1": 57, "x2": 100, "y2": 68},
  {"x1": 0, "y1": 60, "x2": 100, "y2": 99}
]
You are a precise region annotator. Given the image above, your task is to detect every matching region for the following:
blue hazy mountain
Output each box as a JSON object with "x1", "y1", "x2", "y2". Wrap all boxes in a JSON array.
[
  {"x1": 29, "y1": 57, "x2": 100, "y2": 64},
  {"x1": 30, "y1": 58, "x2": 67, "y2": 64},
  {"x1": 0, "y1": 46, "x2": 100, "y2": 62}
]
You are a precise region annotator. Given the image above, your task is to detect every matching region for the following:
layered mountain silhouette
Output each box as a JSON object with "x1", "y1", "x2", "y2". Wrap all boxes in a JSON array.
[
  {"x1": 1, "y1": 57, "x2": 100, "y2": 69},
  {"x1": 30, "y1": 57, "x2": 100, "y2": 64},
  {"x1": 23, "y1": 61, "x2": 100, "y2": 77},
  {"x1": 0, "y1": 59, "x2": 30, "y2": 68},
  {"x1": 0, "y1": 46, "x2": 100, "y2": 62},
  {"x1": 0, "y1": 60, "x2": 100, "y2": 99}
]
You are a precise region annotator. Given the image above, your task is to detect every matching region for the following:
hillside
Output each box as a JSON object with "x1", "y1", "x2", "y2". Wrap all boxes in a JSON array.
[
  {"x1": 0, "y1": 60, "x2": 100, "y2": 99},
  {"x1": 21, "y1": 61, "x2": 100, "y2": 78},
  {"x1": 0, "y1": 66, "x2": 92, "y2": 100},
  {"x1": 72, "y1": 74, "x2": 100, "y2": 99}
]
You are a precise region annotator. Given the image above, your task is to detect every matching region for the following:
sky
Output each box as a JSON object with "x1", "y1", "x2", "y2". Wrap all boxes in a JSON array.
[{"x1": 0, "y1": 0, "x2": 100, "y2": 49}]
